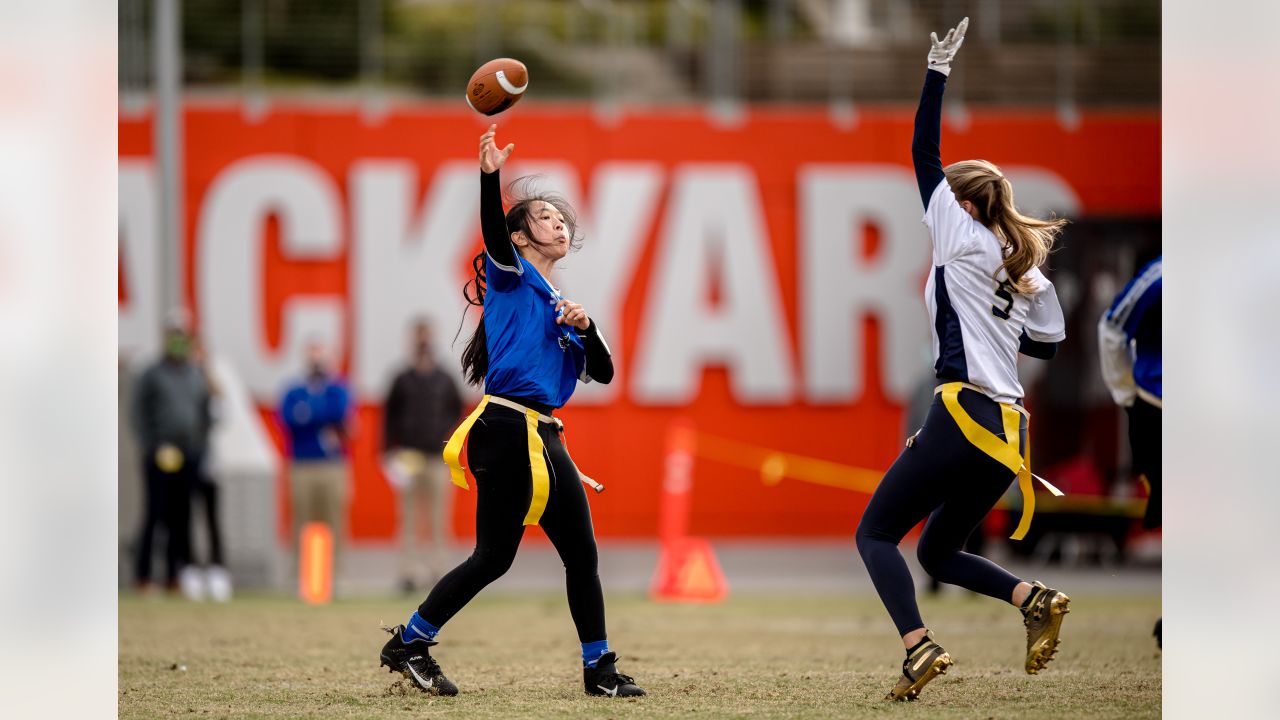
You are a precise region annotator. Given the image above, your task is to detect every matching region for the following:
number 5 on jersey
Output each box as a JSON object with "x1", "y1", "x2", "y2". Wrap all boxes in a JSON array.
[{"x1": 992, "y1": 279, "x2": 1016, "y2": 320}]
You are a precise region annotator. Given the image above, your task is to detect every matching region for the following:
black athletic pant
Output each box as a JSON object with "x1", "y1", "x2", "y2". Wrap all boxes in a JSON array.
[
  {"x1": 419, "y1": 403, "x2": 605, "y2": 643},
  {"x1": 856, "y1": 388, "x2": 1024, "y2": 637},
  {"x1": 134, "y1": 450, "x2": 195, "y2": 586},
  {"x1": 1127, "y1": 397, "x2": 1161, "y2": 529},
  {"x1": 191, "y1": 472, "x2": 224, "y2": 566}
]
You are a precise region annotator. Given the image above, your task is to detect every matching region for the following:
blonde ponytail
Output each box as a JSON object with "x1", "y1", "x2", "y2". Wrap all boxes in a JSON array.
[{"x1": 943, "y1": 160, "x2": 1067, "y2": 293}]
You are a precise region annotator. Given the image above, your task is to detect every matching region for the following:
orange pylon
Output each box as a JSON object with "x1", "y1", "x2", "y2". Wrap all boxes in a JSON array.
[
  {"x1": 650, "y1": 537, "x2": 728, "y2": 603},
  {"x1": 649, "y1": 420, "x2": 728, "y2": 603},
  {"x1": 299, "y1": 522, "x2": 333, "y2": 605}
]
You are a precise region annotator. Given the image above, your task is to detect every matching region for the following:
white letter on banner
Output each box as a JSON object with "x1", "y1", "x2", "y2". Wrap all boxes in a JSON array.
[
  {"x1": 197, "y1": 156, "x2": 345, "y2": 403},
  {"x1": 119, "y1": 161, "x2": 161, "y2": 363},
  {"x1": 799, "y1": 165, "x2": 930, "y2": 404},
  {"x1": 504, "y1": 160, "x2": 664, "y2": 403},
  {"x1": 633, "y1": 165, "x2": 794, "y2": 404},
  {"x1": 350, "y1": 160, "x2": 478, "y2": 401}
]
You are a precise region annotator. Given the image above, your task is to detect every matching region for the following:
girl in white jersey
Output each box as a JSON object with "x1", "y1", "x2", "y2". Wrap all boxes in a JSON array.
[{"x1": 854, "y1": 18, "x2": 1073, "y2": 701}]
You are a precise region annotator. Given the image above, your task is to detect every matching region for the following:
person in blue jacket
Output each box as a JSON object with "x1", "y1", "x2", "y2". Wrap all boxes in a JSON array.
[{"x1": 279, "y1": 341, "x2": 352, "y2": 594}]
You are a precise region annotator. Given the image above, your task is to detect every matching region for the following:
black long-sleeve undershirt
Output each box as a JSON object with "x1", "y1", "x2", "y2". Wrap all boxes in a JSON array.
[
  {"x1": 1018, "y1": 331, "x2": 1058, "y2": 360},
  {"x1": 912, "y1": 69, "x2": 948, "y2": 210},
  {"x1": 480, "y1": 169, "x2": 520, "y2": 270},
  {"x1": 581, "y1": 321, "x2": 614, "y2": 384}
]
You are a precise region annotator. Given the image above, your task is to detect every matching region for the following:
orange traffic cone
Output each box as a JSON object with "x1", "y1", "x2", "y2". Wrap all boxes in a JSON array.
[{"x1": 650, "y1": 537, "x2": 728, "y2": 603}]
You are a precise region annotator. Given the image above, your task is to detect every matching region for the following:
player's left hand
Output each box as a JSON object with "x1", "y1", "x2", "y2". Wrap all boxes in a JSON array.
[
  {"x1": 555, "y1": 299, "x2": 591, "y2": 330},
  {"x1": 927, "y1": 16, "x2": 969, "y2": 76}
]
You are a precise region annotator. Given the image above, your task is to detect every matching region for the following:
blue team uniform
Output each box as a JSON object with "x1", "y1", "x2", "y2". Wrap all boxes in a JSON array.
[
  {"x1": 482, "y1": 251, "x2": 586, "y2": 409},
  {"x1": 1100, "y1": 256, "x2": 1162, "y2": 405}
]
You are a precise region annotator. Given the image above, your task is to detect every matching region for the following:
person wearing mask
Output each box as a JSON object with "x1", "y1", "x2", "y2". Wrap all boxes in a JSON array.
[
  {"x1": 383, "y1": 320, "x2": 464, "y2": 594},
  {"x1": 279, "y1": 341, "x2": 353, "y2": 594},
  {"x1": 131, "y1": 310, "x2": 211, "y2": 597}
]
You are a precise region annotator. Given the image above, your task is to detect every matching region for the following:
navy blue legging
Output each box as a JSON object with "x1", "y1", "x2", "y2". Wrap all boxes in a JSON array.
[{"x1": 856, "y1": 388, "x2": 1025, "y2": 636}]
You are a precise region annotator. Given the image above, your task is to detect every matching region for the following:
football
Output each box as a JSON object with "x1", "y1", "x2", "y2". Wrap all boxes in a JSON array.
[{"x1": 465, "y1": 58, "x2": 529, "y2": 116}]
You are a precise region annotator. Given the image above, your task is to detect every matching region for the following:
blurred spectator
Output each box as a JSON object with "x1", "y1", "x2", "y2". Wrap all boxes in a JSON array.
[
  {"x1": 1098, "y1": 253, "x2": 1162, "y2": 527},
  {"x1": 189, "y1": 338, "x2": 232, "y2": 602},
  {"x1": 130, "y1": 309, "x2": 211, "y2": 597},
  {"x1": 279, "y1": 340, "x2": 353, "y2": 594},
  {"x1": 382, "y1": 319, "x2": 463, "y2": 594},
  {"x1": 1098, "y1": 251, "x2": 1161, "y2": 648}
]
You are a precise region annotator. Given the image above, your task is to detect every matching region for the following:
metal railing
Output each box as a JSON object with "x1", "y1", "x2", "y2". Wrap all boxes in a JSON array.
[{"x1": 119, "y1": 0, "x2": 1159, "y2": 108}]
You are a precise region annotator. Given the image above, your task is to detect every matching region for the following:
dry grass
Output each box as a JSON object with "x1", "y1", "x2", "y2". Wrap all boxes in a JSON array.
[{"x1": 120, "y1": 591, "x2": 1160, "y2": 719}]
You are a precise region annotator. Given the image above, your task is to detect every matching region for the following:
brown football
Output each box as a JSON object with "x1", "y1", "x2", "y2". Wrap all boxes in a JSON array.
[{"x1": 465, "y1": 58, "x2": 529, "y2": 116}]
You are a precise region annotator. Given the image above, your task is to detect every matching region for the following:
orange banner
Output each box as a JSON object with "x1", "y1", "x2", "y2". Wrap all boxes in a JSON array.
[{"x1": 119, "y1": 102, "x2": 1159, "y2": 539}]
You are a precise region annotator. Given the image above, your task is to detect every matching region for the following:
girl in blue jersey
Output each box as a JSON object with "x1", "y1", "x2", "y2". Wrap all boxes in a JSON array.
[
  {"x1": 378, "y1": 125, "x2": 644, "y2": 699},
  {"x1": 854, "y1": 18, "x2": 1073, "y2": 701}
]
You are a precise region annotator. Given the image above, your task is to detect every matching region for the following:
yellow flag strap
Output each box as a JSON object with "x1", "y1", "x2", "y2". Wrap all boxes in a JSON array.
[
  {"x1": 935, "y1": 382, "x2": 1036, "y2": 541},
  {"x1": 443, "y1": 396, "x2": 490, "y2": 491},
  {"x1": 521, "y1": 410, "x2": 551, "y2": 525},
  {"x1": 441, "y1": 394, "x2": 553, "y2": 526}
]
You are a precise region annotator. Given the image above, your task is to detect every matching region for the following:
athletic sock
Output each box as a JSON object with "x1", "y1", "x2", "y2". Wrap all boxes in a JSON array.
[
  {"x1": 1020, "y1": 585, "x2": 1043, "y2": 614},
  {"x1": 582, "y1": 639, "x2": 610, "y2": 668},
  {"x1": 906, "y1": 634, "x2": 932, "y2": 655},
  {"x1": 402, "y1": 611, "x2": 440, "y2": 643}
]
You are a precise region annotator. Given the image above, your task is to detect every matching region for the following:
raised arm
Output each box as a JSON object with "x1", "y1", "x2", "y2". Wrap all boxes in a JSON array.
[
  {"x1": 479, "y1": 124, "x2": 520, "y2": 272},
  {"x1": 912, "y1": 17, "x2": 967, "y2": 209},
  {"x1": 912, "y1": 71, "x2": 947, "y2": 209}
]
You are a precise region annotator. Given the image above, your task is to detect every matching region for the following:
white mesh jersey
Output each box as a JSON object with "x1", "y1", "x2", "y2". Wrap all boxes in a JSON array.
[{"x1": 921, "y1": 179, "x2": 1066, "y2": 404}]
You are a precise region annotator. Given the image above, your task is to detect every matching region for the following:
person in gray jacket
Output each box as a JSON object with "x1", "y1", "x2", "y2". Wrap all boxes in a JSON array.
[{"x1": 131, "y1": 312, "x2": 212, "y2": 594}]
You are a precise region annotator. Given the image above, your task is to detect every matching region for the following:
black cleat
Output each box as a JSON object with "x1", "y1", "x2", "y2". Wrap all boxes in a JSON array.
[
  {"x1": 379, "y1": 625, "x2": 458, "y2": 696},
  {"x1": 583, "y1": 652, "x2": 645, "y2": 697}
]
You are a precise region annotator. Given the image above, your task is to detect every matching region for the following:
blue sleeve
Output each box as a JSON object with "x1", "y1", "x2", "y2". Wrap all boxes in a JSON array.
[
  {"x1": 1105, "y1": 258, "x2": 1162, "y2": 341},
  {"x1": 1018, "y1": 330, "x2": 1059, "y2": 359},
  {"x1": 316, "y1": 383, "x2": 350, "y2": 426},
  {"x1": 280, "y1": 387, "x2": 310, "y2": 431},
  {"x1": 912, "y1": 70, "x2": 948, "y2": 210},
  {"x1": 1121, "y1": 278, "x2": 1160, "y2": 338}
]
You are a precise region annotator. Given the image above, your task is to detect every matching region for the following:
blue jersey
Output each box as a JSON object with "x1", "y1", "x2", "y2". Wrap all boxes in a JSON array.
[
  {"x1": 482, "y1": 251, "x2": 586, "y2": 408},
  {"x1": 1099, "y1": 256, "x2": 1162, "y2": 405},
  {"x1": 279, "y1": 376, "x2": 352, "y2": 460}
]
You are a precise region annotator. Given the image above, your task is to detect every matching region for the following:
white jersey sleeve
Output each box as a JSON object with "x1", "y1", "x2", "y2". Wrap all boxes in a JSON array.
[
  {"x1": 922, "y1": 178, "x2": 978, "y2": 265},
  {"x1": 1022, "y1": 268, "x2": 1066, "y2": 343},
  {"x1": 1097, "y1": 314, "x2": 1137, "y2": 407}
]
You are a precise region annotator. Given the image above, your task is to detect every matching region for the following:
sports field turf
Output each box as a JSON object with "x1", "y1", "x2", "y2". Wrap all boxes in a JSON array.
[{"x1": 120, "y1": 591, "x2": 1160, "y2": 719}]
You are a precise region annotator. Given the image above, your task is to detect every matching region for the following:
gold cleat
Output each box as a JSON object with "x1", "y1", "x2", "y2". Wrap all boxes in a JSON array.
[
  {"x1": 886, "y1": 637, "x2": 954, "y2": 701},
  {"x1": 1022, "y1": 581, "x2": 1070, "y2": 674}
]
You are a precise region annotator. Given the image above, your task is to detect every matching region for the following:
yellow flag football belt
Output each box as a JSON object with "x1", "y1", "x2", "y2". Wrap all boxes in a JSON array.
[
  {"x1": 933, "y1": 382, "x2": 1063, "y2": 541},
  {"x1": 442, "y1": 395, "x2": 561, "y2": 526}
]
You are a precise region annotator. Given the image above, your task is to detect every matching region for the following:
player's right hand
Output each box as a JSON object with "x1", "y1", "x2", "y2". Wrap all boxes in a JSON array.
[
  {"x1": 480, "y1": 124, "x2": 514, "y2": 174},
  {"x1": 927, "y1": 16, "x2": 968, "y2": 76}
]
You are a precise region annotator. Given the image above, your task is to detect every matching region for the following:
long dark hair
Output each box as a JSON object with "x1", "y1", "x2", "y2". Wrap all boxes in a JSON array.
[{"x1": 457, "y1": 177, "x2": 584, "y2": 387}]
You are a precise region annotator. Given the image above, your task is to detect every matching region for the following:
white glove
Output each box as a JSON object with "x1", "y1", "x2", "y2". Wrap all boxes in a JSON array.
[{"x1": 927, "y1": 16, "x2": 969, "y2": 76}]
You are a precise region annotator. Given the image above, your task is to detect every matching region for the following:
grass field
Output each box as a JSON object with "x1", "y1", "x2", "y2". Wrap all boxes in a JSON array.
[{"x1": 120, "y1": 591, "x2": 1160, "y2": 719}]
